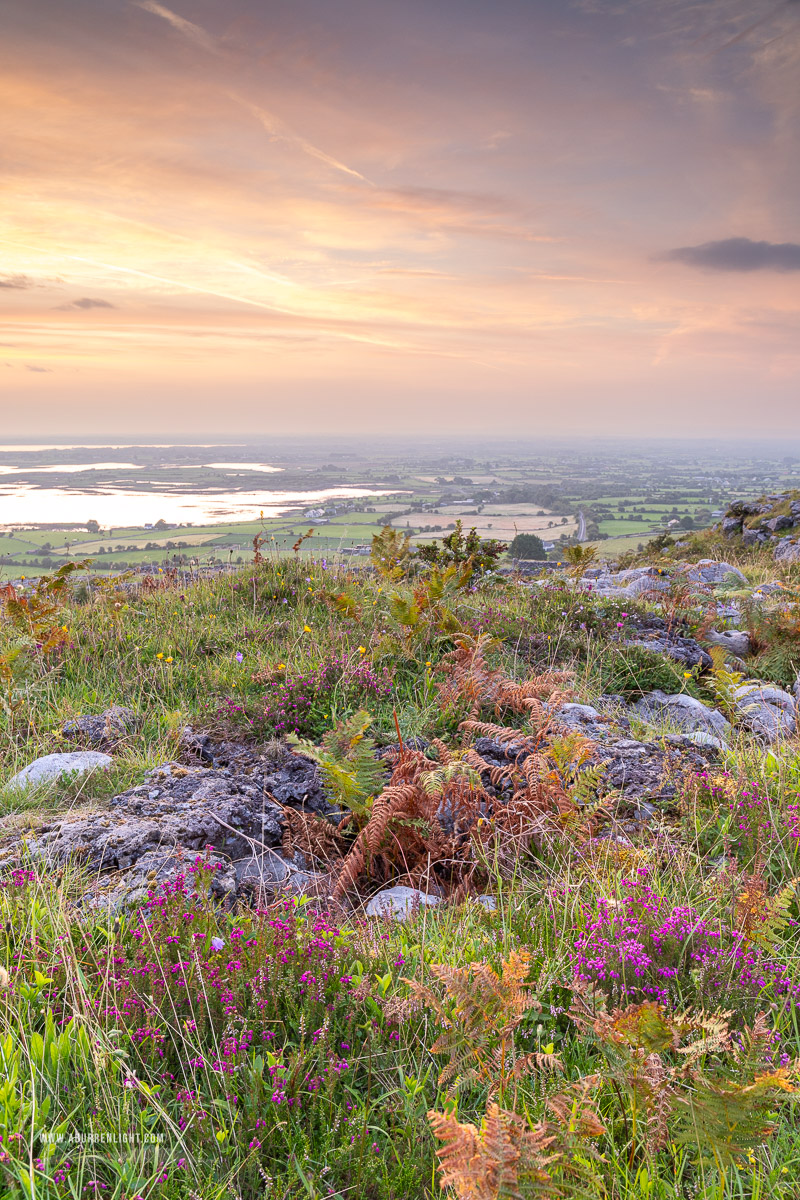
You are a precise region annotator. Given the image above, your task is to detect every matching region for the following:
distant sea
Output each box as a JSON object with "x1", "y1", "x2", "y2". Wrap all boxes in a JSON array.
[{"x1": 0, "y1": 441, "x2": 380, "y2": 528}]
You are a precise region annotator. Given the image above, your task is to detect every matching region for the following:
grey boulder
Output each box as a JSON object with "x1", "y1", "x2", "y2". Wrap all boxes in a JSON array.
[
  {"x1": 774, "y1": 539, "x2": 800, "y2": 564},
  {"x1": 632, "y1": 691, "x2": 731, "y2": 741},
  {"x1": 6, "y1": 751, "x2": 113, "y2": 792},
  {"x1": 364, "y1": 886, "x2": 441, "y2": 920},
  {"x1": 685, "y1": 560, "x2": 747, "y2": 585},
  {"x1": 732, "y1": 683, "x2": 797, "y2": 742},
  {"x1": 705, "y1": 629, "x2": 751, "y2": 657}
]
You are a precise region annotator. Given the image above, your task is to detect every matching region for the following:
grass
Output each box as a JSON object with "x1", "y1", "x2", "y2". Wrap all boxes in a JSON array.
[{"x1": 1, "y1": 549, "x2": 800, "y2": 1197}]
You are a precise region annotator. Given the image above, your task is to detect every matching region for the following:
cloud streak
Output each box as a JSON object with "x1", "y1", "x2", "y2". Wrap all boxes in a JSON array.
[
  {"x1": 661, "y1": 237, "x2": 800, "y2": 271},
  {"x1": 131, "y1": 1, "x2": 219, "y2": 53},
  {"x1": 233, "y1": 97, "x2": 371, "y2": 184},
  {"x1": 0, "y1": 274, "x2": 35, "y2": 289},
  {"x1": 56, "y1": 297, "x2": 116, "y2": 310}
]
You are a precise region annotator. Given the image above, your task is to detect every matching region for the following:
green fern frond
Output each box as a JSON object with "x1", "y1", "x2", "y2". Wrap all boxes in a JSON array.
[{"x1": 287, "y1": 710, "x2": 386, "y2": 817}]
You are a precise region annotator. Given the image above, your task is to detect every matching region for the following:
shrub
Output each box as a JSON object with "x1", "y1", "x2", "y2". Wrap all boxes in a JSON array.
[{"x1": 509, "y1": 532, "x2": 545, "y2": 560}]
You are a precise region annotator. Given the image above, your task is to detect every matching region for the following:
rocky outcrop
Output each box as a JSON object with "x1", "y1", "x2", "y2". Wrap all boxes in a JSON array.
[
  {"x1": 592, "y1": 736, "x2": 718, "y2": 804},
  {"x1": 718, "y1": 493, "x2": 800, "y2": 559},
  {"x1": 6, "y1": 738, "x2": 342, "y2": 907}
]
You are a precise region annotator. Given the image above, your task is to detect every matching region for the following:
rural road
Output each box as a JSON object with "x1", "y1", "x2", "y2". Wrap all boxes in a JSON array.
[{"x1": 576, "y1": 510, "x2": 586, "y2": 541}]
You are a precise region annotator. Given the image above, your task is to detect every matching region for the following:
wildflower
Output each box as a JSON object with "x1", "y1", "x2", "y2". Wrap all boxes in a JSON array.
[
  {"x1": 235, "y1": 652, "x2": 244, "y2": 663},
  {"x1": 358, "y1": 646, "x2": 366, "y2": 654},
  {"x1": 683, "y1": 671, "x2": 692, "y2": 679},
  {"x1": 425, "y1": 661, "x2": 432, "y2": 667},
  {"x1": 157, "y1": 653, "x2": 164, "y2": 659},
  {"x1": 303, "y1": 625, "x2": 312, "y2": 632},
  {"x1": 166, "y1": 657, "x2": 173, "y2": 664},
  {"x1": 210, "y1": 936, "x2": 225, "y2": 952}
]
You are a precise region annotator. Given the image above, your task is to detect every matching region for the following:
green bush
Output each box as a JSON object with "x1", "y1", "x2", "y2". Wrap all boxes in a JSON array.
[{"x1": 509, "y1": 532, "x2": 546, "y2": 559}]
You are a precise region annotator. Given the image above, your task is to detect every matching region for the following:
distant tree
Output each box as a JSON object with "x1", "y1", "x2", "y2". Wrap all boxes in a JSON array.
[
  {"x1": 154, "y1": 519, "x2": 169, "y2": 531},
  {"x1": 86, "y1": 519, "x2": 100, "y2": 533},
  {"x1": 678, "y1": 515, "x2": 695, "y2": 530},
  {"x1": 509, "y1": 533, "x2": 546, "y2": 560}
]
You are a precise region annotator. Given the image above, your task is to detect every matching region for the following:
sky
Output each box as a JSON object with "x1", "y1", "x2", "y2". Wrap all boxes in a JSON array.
[{"x1": 1, "y1": 0, "x2": 799, "y2": 436}]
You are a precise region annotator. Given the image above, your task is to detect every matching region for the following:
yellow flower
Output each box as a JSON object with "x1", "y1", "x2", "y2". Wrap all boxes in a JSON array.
[
  {"x1": 425, "y1": 661, "x2": 432, "y2": 667},
  {"x1": 61, "y1": 625, "x2": 68, "y2": 633},
  {"x1": 157, "y1": 652, "x2": 164, "y2": 659},
  {"x1": 683, "y1": 671, "x2": 692, "y2": 678},
  {"x1": 278, "y1": 662, "x2": 286, "y2": 669},
  {"x1": 303, "y1": 625, "x2": 312, "y2": 632},
  {"x1": 358, "y1": 646, "x2": 366, "y2": 654},
  {"x1": 166, "y1": 657, "x2": 174, "y2": 663}
]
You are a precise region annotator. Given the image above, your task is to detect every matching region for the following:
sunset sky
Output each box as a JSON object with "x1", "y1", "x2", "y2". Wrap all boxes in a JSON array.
[{"x1": 2, "y1": 0, "x2": 799, "y2": 435}]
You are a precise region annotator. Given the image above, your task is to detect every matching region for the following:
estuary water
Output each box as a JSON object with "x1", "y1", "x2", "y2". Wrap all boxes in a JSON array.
[{"x1": 0, "y1": 442, "x2": 381, "y2": 527}]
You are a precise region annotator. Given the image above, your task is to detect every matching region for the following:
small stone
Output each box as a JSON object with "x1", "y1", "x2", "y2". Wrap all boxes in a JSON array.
[{"x1": 686, "y1": 731, "x2": 726, "y2": 751}]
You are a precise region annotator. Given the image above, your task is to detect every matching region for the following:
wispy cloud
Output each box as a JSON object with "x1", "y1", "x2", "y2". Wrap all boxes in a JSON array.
[
  {"x1": 131, "y1": 1, "x2": 219, "y2": 53},
  {"x1": 56, "y1": 297, "x2": 116, "y2": 310},
  {"x1": 0, "y1": 274, "x2": 35, "y2": 289},
  {"x1": 660, "y1": 237, "x2": 800, "y2": 271},
  {"x1": 233, "y1": 97, "x2": 371, "y2": 183}
]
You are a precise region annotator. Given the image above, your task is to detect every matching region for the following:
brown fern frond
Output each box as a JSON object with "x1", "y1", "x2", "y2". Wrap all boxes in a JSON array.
[
  {"x1": 437, "y1": 633, "x2": 574, "y2": 721},
  {"x1": 546, "y1": 1075, "x2": 606, "y2": 1139},
  {"x1": 459, "y1": 720, "x2": 540, "y2": 751},
  {"x1": 428, "y1": 1103, "x2": 558, "y2": 1200}
]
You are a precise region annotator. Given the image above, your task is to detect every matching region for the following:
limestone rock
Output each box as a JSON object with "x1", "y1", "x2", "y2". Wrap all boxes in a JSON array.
[
  {"x1": 732, "y1": 683, "x2": 797, "y2": 742},
  {"x1": 555, "y1": 703, "x2": 610, "y2": 738},
  {"x1": 62, "y1": 706, "x2": 136, "y2": 748},
  {"x1": 364, "y1": 886, "x2": 441, "y2": 920},
  {"x1": 623, "y1": 617, "x2": 712, "y2": 670},
  {"x1": 591, "y1": 736, "x2": 717, "y2": 803},
  {"x1": 685, "y1": 560, "x2": 747, "y2": 585},
  {"x1": 705, "y1": 629, "x2": 751, "y2": 657},
  {"x1": 631, "y1": 691, "x2": 731, "y2": 740},
  {"x1": 774, "y1": 538, "x2": 800, "y2": 564},
  {"x1": 6, "y1": 751, "x2": 113, "y2": 792},
  {"x1": 23, "y1": 764, "x2": 284, "y2": 878},
  {"x1": 686, "y1": 731, "x2": 727, "y2": 751}
]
